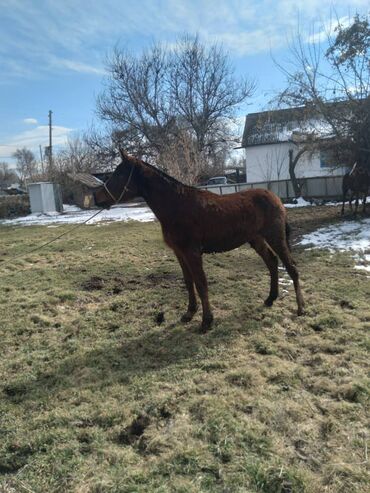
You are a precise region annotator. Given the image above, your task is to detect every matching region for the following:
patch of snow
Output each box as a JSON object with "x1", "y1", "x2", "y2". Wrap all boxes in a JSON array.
[
  {"x1": 299, "y1": 218, "x2": 370, "y2": 252},
  {"x1": 0, "y1": 203, "x2": 155, "y2": 226},
  {"x1": 62, "y1": 204, "x2": 83, "y2": 213},
  {"x1": 299, "y1": 218, "x2": 370, "y2": 274},
  {"x1": 284, "y1": 196, "x2": 370, "y2": 208},
  {"x1": 285, "y1": 197, "x2": 312, "y2": 208},
  {"x1": 354, "y1": 264, "x2": 370, "y2": 272}
]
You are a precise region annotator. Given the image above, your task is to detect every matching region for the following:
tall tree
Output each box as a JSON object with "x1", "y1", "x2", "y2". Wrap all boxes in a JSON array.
[
  {"x1": 97, "y1": 35, "x2": 255, "y2": 180},
  {"x1": 12, "y1": 148, "x2": 38, "y2": 186},
  {"x1": 275, "y1": 13, "x2": 370, "y2": 190},
  {"x1": 0, "y1": 162, "x2": 18, "y2": 187}
]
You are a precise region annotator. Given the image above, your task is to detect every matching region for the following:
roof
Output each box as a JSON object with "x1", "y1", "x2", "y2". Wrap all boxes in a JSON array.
[
  {"x1": 241, "y1": 104, "x2": 338, "y2": 148},
  {"x1": 68, "y1": 173, "x2": 105, "y2": 189}
]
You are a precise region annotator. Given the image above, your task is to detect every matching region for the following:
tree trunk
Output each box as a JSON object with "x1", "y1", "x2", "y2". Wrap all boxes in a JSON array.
[{"x1": 288, "y1": 148, "x2": 307, "y2": 198}]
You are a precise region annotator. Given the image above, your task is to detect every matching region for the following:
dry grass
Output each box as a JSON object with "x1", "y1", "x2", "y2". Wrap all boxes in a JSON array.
[{"x1": 0, "y1": 205, "x2": 369, "y2": 492}]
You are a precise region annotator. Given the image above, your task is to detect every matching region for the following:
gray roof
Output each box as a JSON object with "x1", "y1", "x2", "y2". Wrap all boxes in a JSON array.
[
  {"x1": 68, "y1": 173, "x2": 104, "y2": 189},
  {"x1": 241, "y1": 100, "x2": 354, "y2": 148},
  {"x1": 242, "y1": 106, "x2": 315, "y2": 147}
]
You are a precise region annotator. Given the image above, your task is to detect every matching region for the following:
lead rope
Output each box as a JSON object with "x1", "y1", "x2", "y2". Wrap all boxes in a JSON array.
[
  {"x1": 103, "y1": 164, "x2": 134, "y2": 204},
  {"x1": 0, "y1": 166, "x2": 135, "y2": 270},
  {"x1": 0, "y1": 208, "x2": 104, "y2": 269}
]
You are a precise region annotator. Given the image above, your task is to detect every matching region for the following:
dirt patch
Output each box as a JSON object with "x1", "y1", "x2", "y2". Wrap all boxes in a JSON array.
[
  {"x1": 81, "y1": 276, "x2": 105, "y2": 291},
  {"x1": 288, "y1": 205, "x2": 343, "y2": 240},
  {"x1": 146, "y1": 272, "x2": 181, "y2": 288},
  {"x1": 0, "y1": 443, "x2": 33, "y2": 474},
  {"x1": 117, "y1": 414, "x2": 150, "y2": 445},
  {"x1": 154, "y1": 311, "x2": 165, "y2": 325}
]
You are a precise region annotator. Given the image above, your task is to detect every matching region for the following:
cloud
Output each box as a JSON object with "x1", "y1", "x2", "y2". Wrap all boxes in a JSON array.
[
  {"x1": 0, "y1": 125, "x2": 73, "y2": 161},
  {"x1": 306, "y1": 16, "x2": 353, "y2": 44},
  {"x1": 23, "y1": 118, "x2": 38, "y2": 125},
  {"x1": 1, "y1": 0, "x2": 369, "y2": 85},
  {"x1": 51, "y1": 58, "x2": 106, "y2": 75}
]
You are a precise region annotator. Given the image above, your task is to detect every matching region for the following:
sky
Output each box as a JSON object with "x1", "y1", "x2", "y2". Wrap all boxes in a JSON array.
[{"x1": 0, "y1": 0, "x2": 369, "y2": 168}]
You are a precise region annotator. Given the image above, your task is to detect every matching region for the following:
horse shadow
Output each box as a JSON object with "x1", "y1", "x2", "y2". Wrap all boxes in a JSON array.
[{"x1": 4, "y1": 313, "x2": 257, "y2": 403}]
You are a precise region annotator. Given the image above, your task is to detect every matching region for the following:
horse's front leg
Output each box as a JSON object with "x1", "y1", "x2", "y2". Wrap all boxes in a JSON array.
[
  {"x1": 349, "y1": 193, "x2": 353, "y2": 211},
  {"x1": 174, "y1": 250, "x2": 198, "y2": 323},
  {"x1": 362, "y1": 193, "x2": 367, "y2": 214},
  {"x1": 341, "y1": 190, "x2": 347, "y2": 215},
  {"x1": 354, "y1": 192, "x2": 359, "y2": 217},
  {"x1": 182, "y1": 249, "x2": 213, "y2": 332}
]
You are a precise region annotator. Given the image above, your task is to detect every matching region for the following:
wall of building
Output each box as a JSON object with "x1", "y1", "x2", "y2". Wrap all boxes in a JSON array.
[{"x1": 244, "y1": 142, "x2": 349, "y2": 183}]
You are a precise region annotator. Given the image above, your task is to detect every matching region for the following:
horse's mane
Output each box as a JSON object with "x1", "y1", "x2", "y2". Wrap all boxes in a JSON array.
[{"x1": 124, "y1": 154, "x2": 197, "y2": 192}]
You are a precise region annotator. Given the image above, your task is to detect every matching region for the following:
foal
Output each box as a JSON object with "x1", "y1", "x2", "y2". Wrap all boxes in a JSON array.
[{"x1": 94, "y1": 152, "x2": 305, "y2": 331}]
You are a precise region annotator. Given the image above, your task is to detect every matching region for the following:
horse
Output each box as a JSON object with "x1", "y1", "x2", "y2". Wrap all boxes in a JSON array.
[
  {"x1": 341, "y1": 163, "x2": 370, "y2": 216},
  {"x1": 93, "y1": 151, "x2": 305, "y2": 332}
]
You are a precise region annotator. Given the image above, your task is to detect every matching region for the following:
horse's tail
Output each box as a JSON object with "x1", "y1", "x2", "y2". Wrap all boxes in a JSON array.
[{"x1": 285, "y1": 221, "x2": 292, "y2": 252}]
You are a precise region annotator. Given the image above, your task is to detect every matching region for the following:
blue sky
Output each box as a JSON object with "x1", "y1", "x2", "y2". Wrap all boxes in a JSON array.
[{"x1": 0, "y1": 0, "x2": 368, "y2": 167}]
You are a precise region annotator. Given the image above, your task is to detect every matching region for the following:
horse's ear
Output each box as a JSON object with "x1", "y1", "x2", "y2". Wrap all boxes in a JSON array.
[{"x1": 119, "y1": 148, "x2": 130, "y2": 161}]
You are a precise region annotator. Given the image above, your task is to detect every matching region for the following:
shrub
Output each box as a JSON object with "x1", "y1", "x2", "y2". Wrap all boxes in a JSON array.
[{"x1": 0, "y1": 195, "x2": 30, "y2": 219}]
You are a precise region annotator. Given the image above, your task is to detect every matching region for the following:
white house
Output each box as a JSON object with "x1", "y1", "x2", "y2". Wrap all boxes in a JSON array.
[{"x1": 241, "y1": 107, "x2": 349, "y2": 184}]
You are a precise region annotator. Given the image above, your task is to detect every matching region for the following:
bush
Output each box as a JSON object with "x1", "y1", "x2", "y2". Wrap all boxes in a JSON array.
[{"x1": 0, "y1": 195, "x2": 30, "y2": 219}]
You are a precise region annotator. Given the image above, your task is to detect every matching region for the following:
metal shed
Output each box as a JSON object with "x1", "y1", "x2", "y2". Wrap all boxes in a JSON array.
[{"x1": 28, "y1": 182, "x2": 63, "y2": 214}]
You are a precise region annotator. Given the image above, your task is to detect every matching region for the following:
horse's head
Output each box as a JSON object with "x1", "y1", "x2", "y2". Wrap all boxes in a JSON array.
[{"x1": 94, "y1": 150, "x2": 141, "y2": 208}]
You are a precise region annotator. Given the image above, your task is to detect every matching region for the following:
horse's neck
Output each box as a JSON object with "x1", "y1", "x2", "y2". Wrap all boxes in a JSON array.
[{"x1": 139, "y1": 170, "x2": 190, "y2": 222}]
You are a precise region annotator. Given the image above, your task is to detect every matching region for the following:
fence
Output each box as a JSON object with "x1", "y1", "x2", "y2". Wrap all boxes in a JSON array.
[{"x1": 199, "y1": 174, "x2": 344, "y2": 201}]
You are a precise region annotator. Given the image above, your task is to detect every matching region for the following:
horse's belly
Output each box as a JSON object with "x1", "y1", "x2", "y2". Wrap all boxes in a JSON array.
[{"x1": 202, "y1": 232, "x2": 249, "y2": 253}]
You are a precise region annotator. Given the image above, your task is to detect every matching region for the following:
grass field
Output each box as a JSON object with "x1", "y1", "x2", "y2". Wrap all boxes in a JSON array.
[{"x1": 0, "y1": 206, "x2": 369, "y2": 493}]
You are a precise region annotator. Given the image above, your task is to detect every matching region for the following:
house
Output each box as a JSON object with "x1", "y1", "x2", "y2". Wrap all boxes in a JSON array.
[{"x1": 241, "y1": 106, "x2": 349, "y2": 184}]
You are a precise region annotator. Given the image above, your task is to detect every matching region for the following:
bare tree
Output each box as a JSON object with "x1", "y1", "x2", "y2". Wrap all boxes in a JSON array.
[
  {"x1": 275, "y1": 13, "x2": 370, "y2": 177},
  {"x1": 158, "y1": 129, "x2": 205, "y2": 185},
  {"x1": 84, "y1": 125, "x2": 134, "y2": 171},
  {"x1": 257, "y1": 145, "x2": 287, "y2": 182},
  {"x1": 12, "y1": 148, "x2": 38, "y2": 186},
  {"x1": 169, "y1": 36, "x2": 254, "y2": 152},
  {"x1": 0, "y1": 162, "x2": 18, "y2": 188},
  {"x1": 97, "y1": 35, "x2": 255, "y2": 175},
  {"x1": 51, "y1": 135, "x2": 102, "y2": 182}
]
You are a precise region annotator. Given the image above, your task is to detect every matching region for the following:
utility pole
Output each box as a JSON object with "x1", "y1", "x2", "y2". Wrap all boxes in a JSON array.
[{"x1": 48, "y1": 110, "x2": 53, "y2": 172}]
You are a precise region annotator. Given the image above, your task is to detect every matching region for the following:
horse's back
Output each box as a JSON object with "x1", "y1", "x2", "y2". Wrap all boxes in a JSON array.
[{"x1": 201, "y1": 187, "x2": 284, "y2": 209}]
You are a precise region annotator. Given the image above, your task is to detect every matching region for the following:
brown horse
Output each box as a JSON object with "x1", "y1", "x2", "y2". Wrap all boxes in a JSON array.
[
  {"x1": 341, "y1": 163, "x2": 370, "y2": 216},
  {"x1": 93, "y1": 151, "x2": 305, "y2": 331}
]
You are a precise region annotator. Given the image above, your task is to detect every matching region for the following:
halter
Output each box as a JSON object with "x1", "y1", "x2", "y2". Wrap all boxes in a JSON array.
[{"x1": 103, "y1": 164, "x2": 135, "y2": 205}]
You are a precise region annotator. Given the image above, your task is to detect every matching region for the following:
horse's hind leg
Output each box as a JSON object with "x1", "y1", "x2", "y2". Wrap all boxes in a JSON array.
[
  {"x1": 175, "y1": 250, "x2": 198, "y2": 322},
  {"x1": 250, "y1": 236, "x2": 279, "y2": 307},
  {"x1": 354, "y1": 192, "x2": 359, "y2": 217},
  {"x1": 265, "y1": 231, "x2": 305, "y2": 316}
]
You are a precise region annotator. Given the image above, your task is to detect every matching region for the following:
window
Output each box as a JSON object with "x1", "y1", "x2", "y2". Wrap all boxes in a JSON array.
[{"x1": 320, "y1": 149, "x2": 337, "y2": 168}]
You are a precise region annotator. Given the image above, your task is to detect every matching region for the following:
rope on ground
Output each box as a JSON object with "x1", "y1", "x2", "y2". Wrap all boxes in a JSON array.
[{"x1": 0, "y1": 208, "x2": 104, "y2": 270}]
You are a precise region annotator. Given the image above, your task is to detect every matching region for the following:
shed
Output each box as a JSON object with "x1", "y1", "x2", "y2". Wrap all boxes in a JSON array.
[
  {"x1": 66, "y1": 173, "x2": 107, "y2": 209},
  {"x1": 28, "y1": 182, "x2": 63, "y2": 214}
]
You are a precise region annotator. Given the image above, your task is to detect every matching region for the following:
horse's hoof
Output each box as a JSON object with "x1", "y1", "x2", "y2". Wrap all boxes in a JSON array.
[
  {"x1": 181, "y1": 312, "x2": 195, "y2": 323},
  {"x1": 264, "y1": 297, "x2": 274, "y2": 307},
  {"x1": 297, "y1": 307, "x2": 305, "y2": 316},
  {"x1": 199, "y1": 315, "x2": 214, "y2": 333}
]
